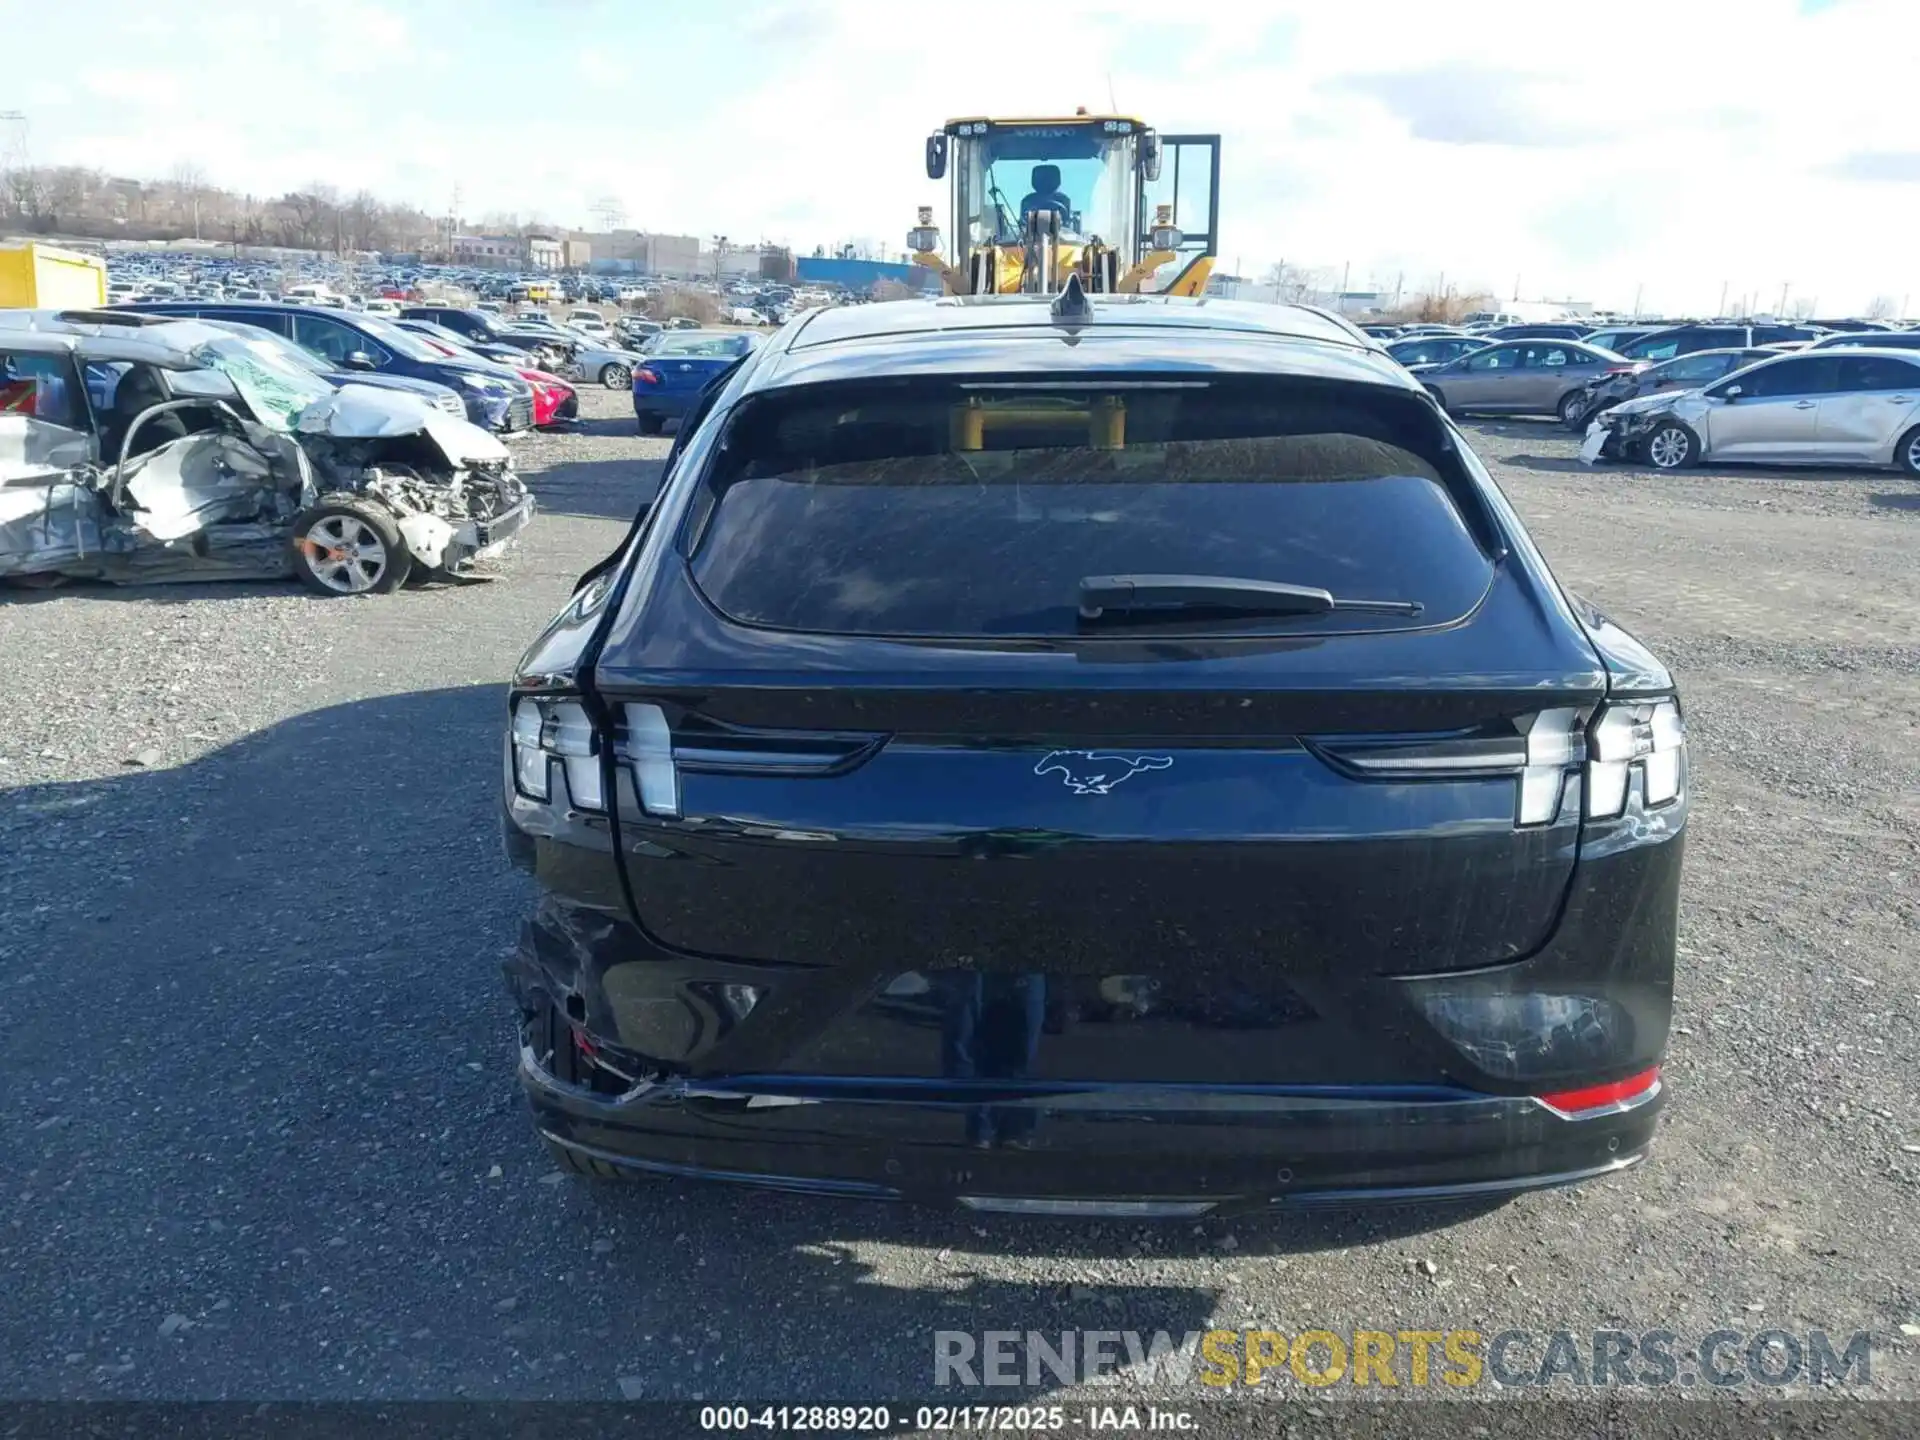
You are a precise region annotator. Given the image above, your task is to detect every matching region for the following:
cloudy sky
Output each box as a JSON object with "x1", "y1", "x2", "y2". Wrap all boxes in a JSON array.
[{"x1": 11, "y1": 0, "x2": 1919, "y2": 314}]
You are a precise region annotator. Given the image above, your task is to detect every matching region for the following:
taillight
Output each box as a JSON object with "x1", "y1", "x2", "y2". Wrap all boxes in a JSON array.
[
  {"x1": 1586, "y1": 698, "x2": 1685, "y2": 819},
  {"x1": 508, "y1": 697, "x2": 602, "y2": 809},
  {"x1": 633, "y1": 367, "x2": 660, "y2": 387},
  {"x1": 613, "y1": 704, "x2": 888, "y2": 820}
]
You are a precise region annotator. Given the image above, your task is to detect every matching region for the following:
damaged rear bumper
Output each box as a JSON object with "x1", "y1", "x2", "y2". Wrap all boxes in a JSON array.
[{"x1": 517, "y1": 1029, "x2": 1658, "y2": 1213}]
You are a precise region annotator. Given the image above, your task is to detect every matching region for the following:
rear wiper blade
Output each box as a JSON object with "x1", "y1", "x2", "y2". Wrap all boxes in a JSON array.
[{"x1": 1077, "y1": 573, "x2": 1422, "y2": 622}]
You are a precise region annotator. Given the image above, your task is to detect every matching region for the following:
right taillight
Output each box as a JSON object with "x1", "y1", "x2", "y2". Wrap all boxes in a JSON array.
[
  {"x1": 1586, "y1": 698, "x2": 1685, "y2": 819},
  {"x1": 633, "y1": 367, "x2": 660, "y2": 387}
]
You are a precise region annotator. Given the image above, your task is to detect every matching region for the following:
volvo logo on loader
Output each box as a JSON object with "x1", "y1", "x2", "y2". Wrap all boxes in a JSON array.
[{"x1": 1034, "y1": 750, "x2": 1174, "y2": 795}]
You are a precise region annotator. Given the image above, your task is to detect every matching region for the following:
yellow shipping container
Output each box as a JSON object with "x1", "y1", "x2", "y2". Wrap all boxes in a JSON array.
[{"x1": 0, "y1": 242, "x2": 108, "y2": 309}]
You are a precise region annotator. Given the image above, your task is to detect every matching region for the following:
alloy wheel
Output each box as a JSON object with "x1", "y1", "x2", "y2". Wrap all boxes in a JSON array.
[
  {"x1": 1647, "y1": 427, "x2": 1691, "y2": 469},
  {"x1": 298, "y1": 515, "x2": 389, "y2": 593}
]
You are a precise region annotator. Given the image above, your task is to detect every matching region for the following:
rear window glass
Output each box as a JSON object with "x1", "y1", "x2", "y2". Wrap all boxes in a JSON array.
[{"x1": 684, "y1": 379, "x2": 1493, "y2": 638}]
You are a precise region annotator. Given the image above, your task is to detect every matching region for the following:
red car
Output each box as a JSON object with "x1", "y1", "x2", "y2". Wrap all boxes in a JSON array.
[
  {"x1": 396, "y1": 324, "x2": 579, "y2": 428},
  {"x1": 517, "y1": 368, "x2": 578, "y2": 428}
]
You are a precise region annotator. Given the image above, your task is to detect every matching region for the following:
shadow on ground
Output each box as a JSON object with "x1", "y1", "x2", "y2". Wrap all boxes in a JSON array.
[
  {"x1": 520, "y1": 456, "x2": 664, "y2": 523},
  {"x1": 0, "y1": 685, "x2": 1500, "y2": 1399}
]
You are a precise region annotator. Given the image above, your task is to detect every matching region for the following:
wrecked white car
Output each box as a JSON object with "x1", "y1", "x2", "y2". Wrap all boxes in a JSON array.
[{"x1": 0, "y1": 311, "x2": 533, "y2": 594}]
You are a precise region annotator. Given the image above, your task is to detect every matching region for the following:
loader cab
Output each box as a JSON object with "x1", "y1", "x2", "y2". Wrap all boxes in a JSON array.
[{"x1": 917, "y1": 114, "x2": 1219, "y2": 296}]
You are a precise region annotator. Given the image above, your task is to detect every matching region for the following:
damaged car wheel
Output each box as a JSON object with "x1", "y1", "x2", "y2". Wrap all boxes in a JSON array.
[
  {"x1": 291, "y1": 500, "x2": 411, "y2": 595},
  {"x1": 1557, "y1": 392, "x2": 1589, "y2": 429},
  {"x1": 1644, "y1": 421, "x2": 1700, "y2": 471}
]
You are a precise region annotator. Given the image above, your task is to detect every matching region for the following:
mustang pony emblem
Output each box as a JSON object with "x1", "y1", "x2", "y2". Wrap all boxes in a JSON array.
[{"x1": 1034, "y1": 750, "x2": 1174, "y2": 795}]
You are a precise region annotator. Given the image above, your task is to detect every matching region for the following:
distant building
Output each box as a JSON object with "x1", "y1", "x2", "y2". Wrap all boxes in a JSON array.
[
  {"x1": 794, "y1": 255, "x2": 941, "y2": 294},
  {"x1": 572, "y1": 230, "x2": 701, "y2": 277},
  {"x1": 562, "y1": 237, "x2": 592, "y2": 269},
  {"x1": 1331, "y1": 290, "x2": 1389, "y2": 317},
  {"x1": 452, "y1": 234, "x2": 517, "y2": 267},
  {"x1": 526, "y1": 235, "x2": 562, "y2": 270}
]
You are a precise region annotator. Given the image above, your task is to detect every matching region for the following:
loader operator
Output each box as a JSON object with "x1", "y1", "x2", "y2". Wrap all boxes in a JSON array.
[{"x1": 1019, "y1": 164, "x2": 1075, "y2": 225}]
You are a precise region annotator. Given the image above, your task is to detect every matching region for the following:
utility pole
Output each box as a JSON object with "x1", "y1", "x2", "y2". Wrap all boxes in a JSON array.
[
  {"x1": 712, "y1": 234, "x2": 729, "y2": 283},
  {"x1": 1777, "y1": 281, "x2": 1790, "y2": 317},
  {"x1": 590, "y1": 196, "x2": 626, "y2": 233},
  {"x1": 1631, "y1": 283, "x2": 1643, "y2": 320},
  {"x1": 1513, "y1": 272, "x2": 1520, "y2": 302},
  {"x1": 444, "y1": 183, "x2": 462, "y2": 262},
  {"x1": 1718, "y1": 280, "x2": 1728, "y2": 317},
  {"x1": 1341, "y1": 260, "x2": 1350, "y2": 295}
]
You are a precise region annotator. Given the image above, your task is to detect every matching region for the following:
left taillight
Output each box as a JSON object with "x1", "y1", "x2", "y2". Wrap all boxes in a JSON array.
[
  {"x1": 509, "y1": 696, "x2": 604, "y2": 810},
  {"x1": 633, "y1": 367, "x2": 660, "y2": 387}
]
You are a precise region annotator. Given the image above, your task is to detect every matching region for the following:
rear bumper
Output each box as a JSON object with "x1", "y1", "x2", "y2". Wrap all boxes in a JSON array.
[
  {"x1": 519, "y1": 1039, "x2": 1660, "y2": 1213},
  {"x1": 632, "y1": 389, "x2": 695, "y2": 420}
]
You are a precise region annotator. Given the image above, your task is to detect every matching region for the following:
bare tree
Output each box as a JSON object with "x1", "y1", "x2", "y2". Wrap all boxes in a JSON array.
[{"x1": 1864, "y1": 295, "x2": 1897, "y2": 320}]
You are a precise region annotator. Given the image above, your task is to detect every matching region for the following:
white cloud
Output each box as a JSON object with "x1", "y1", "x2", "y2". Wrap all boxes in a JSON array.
[{"x1": 15, "y1": 0, "x2": 1920, "y2": 314}]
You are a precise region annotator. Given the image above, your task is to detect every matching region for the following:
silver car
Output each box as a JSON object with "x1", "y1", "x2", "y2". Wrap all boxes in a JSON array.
[
  {"x1": 560, "y1": 335, "x2": 650, "y2": 389},
  {"x1": 1584, "y1": 349, "x2": 1920, "y2": 473},
  {"x1": 1420, "y1": 339, "x2": 1632, "y2": 424}
]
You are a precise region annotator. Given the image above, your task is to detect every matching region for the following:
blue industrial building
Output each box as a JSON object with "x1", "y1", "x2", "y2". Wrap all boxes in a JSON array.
[{"x1": 794, "y1": 256, "x2": 941, "y2": 293}]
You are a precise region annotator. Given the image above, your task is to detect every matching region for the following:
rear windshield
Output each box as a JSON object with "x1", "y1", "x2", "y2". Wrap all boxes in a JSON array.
[
  {"x1": 656, "y1": 334, "x2": 754, "y2": 358},
  {"x1": 684, "y1": 378, "x2": 1493, "y2": 638}
]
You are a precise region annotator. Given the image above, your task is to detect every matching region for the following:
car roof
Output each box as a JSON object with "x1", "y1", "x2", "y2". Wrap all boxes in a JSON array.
[
  {"x1": 0, "y1": 308, "x2": 236, "y2": 364},
  {"x1": 745, "y1": 294, "x2": 1418, "y2": 394},
  {"x1": 1652, "y1": 346, "x2": 1770, "y2": 360}
]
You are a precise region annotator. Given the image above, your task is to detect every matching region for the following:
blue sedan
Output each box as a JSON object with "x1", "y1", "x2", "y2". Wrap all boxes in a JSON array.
[{"x1": 631, "y1": 331, "x2": 761, "y2": 434}]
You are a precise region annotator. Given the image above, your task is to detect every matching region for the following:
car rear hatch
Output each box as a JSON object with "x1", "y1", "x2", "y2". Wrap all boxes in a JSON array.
[{"x1": 585, "y1": 374, "x2": 1607, "y2": 1085}]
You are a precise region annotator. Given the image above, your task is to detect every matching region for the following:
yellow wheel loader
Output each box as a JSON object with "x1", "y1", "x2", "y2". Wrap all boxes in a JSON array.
[{"x1": 910, "y1": 113, "x2": 1220, "y2": 298}]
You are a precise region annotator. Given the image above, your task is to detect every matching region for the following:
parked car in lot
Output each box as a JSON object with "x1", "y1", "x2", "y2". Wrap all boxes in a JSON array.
[
  {"x1": 503, "y1": 293, "x2": 1686, "y2": 1208},
  {"x1": 562, "y1": 335, "x2": 650, "y2": 389},
  {"x1": 1482, "y1": 323, "x2": 1590, "y2": 341},
  {"x1": 1583, "y1": 349, "x2": 1920, "y2": 473},
  {"x1": 393, "y1": 317, "x2": 530, "y2": 367},
  {"x1": 390, "y1": 322, "x2": 579, "y2": 426},
  {"x1": 129, "y1": 301, "x2": 537, "y2": 432},
  {"x1": 398, "y1": 305, "x2": 570, "y2": 372},
  {"x1": 1806, "y1": 331, "x2": 1920, "y2": 352},
  {"x1": 1385, "y1": 334, "x2": 1491, "y2": 370},
  {"x1": 1563, "y1": 347, "x2": 1775, "y2": 431},
  {"x1": 0, "y1": 310, "x2": 532, "y2": 592},
  {"x1": 614, "y1": 316, "x2": 663, "y2": 348},
  {"x1": 629, "y1": 329, "x2": 761, "y2": 433},
  {"x1": 1616, "y1": 323, "x2": 1821, "y2": 362},
  {"x1": 196, "y1": 319, "x2": 470, "y2": 418},
  {"x1": 1420, "y1": 339, "x2": 1635, "y2": 423},
  {"x1": 1579, "y1": 326, "x2": 1665, "y2": 354}
]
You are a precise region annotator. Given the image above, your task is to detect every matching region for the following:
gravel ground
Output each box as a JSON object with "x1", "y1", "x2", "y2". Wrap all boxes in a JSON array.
[{"x1": 2, "y1": 391, "x2": 1917, "y2": 1420}]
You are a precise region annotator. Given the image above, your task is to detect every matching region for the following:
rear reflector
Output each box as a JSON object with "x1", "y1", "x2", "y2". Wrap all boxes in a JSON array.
[{"x1": 1533, "y1": 1066, "x2": 1661, "y2": 1119}]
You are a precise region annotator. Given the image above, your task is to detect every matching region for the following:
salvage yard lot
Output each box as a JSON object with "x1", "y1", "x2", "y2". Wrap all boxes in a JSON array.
[{"x1": 2, "y1": 389, "x2": 1917, "y2": 1404}]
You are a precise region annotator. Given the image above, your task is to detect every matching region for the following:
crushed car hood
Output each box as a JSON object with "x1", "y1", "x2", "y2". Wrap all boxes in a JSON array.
[
  {"x1": 1600, "y1": 388, "x2": 1701, "y2": 419},
  {"x1": 294, "y1": 384, "x2": 510, "y2": 467}
]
